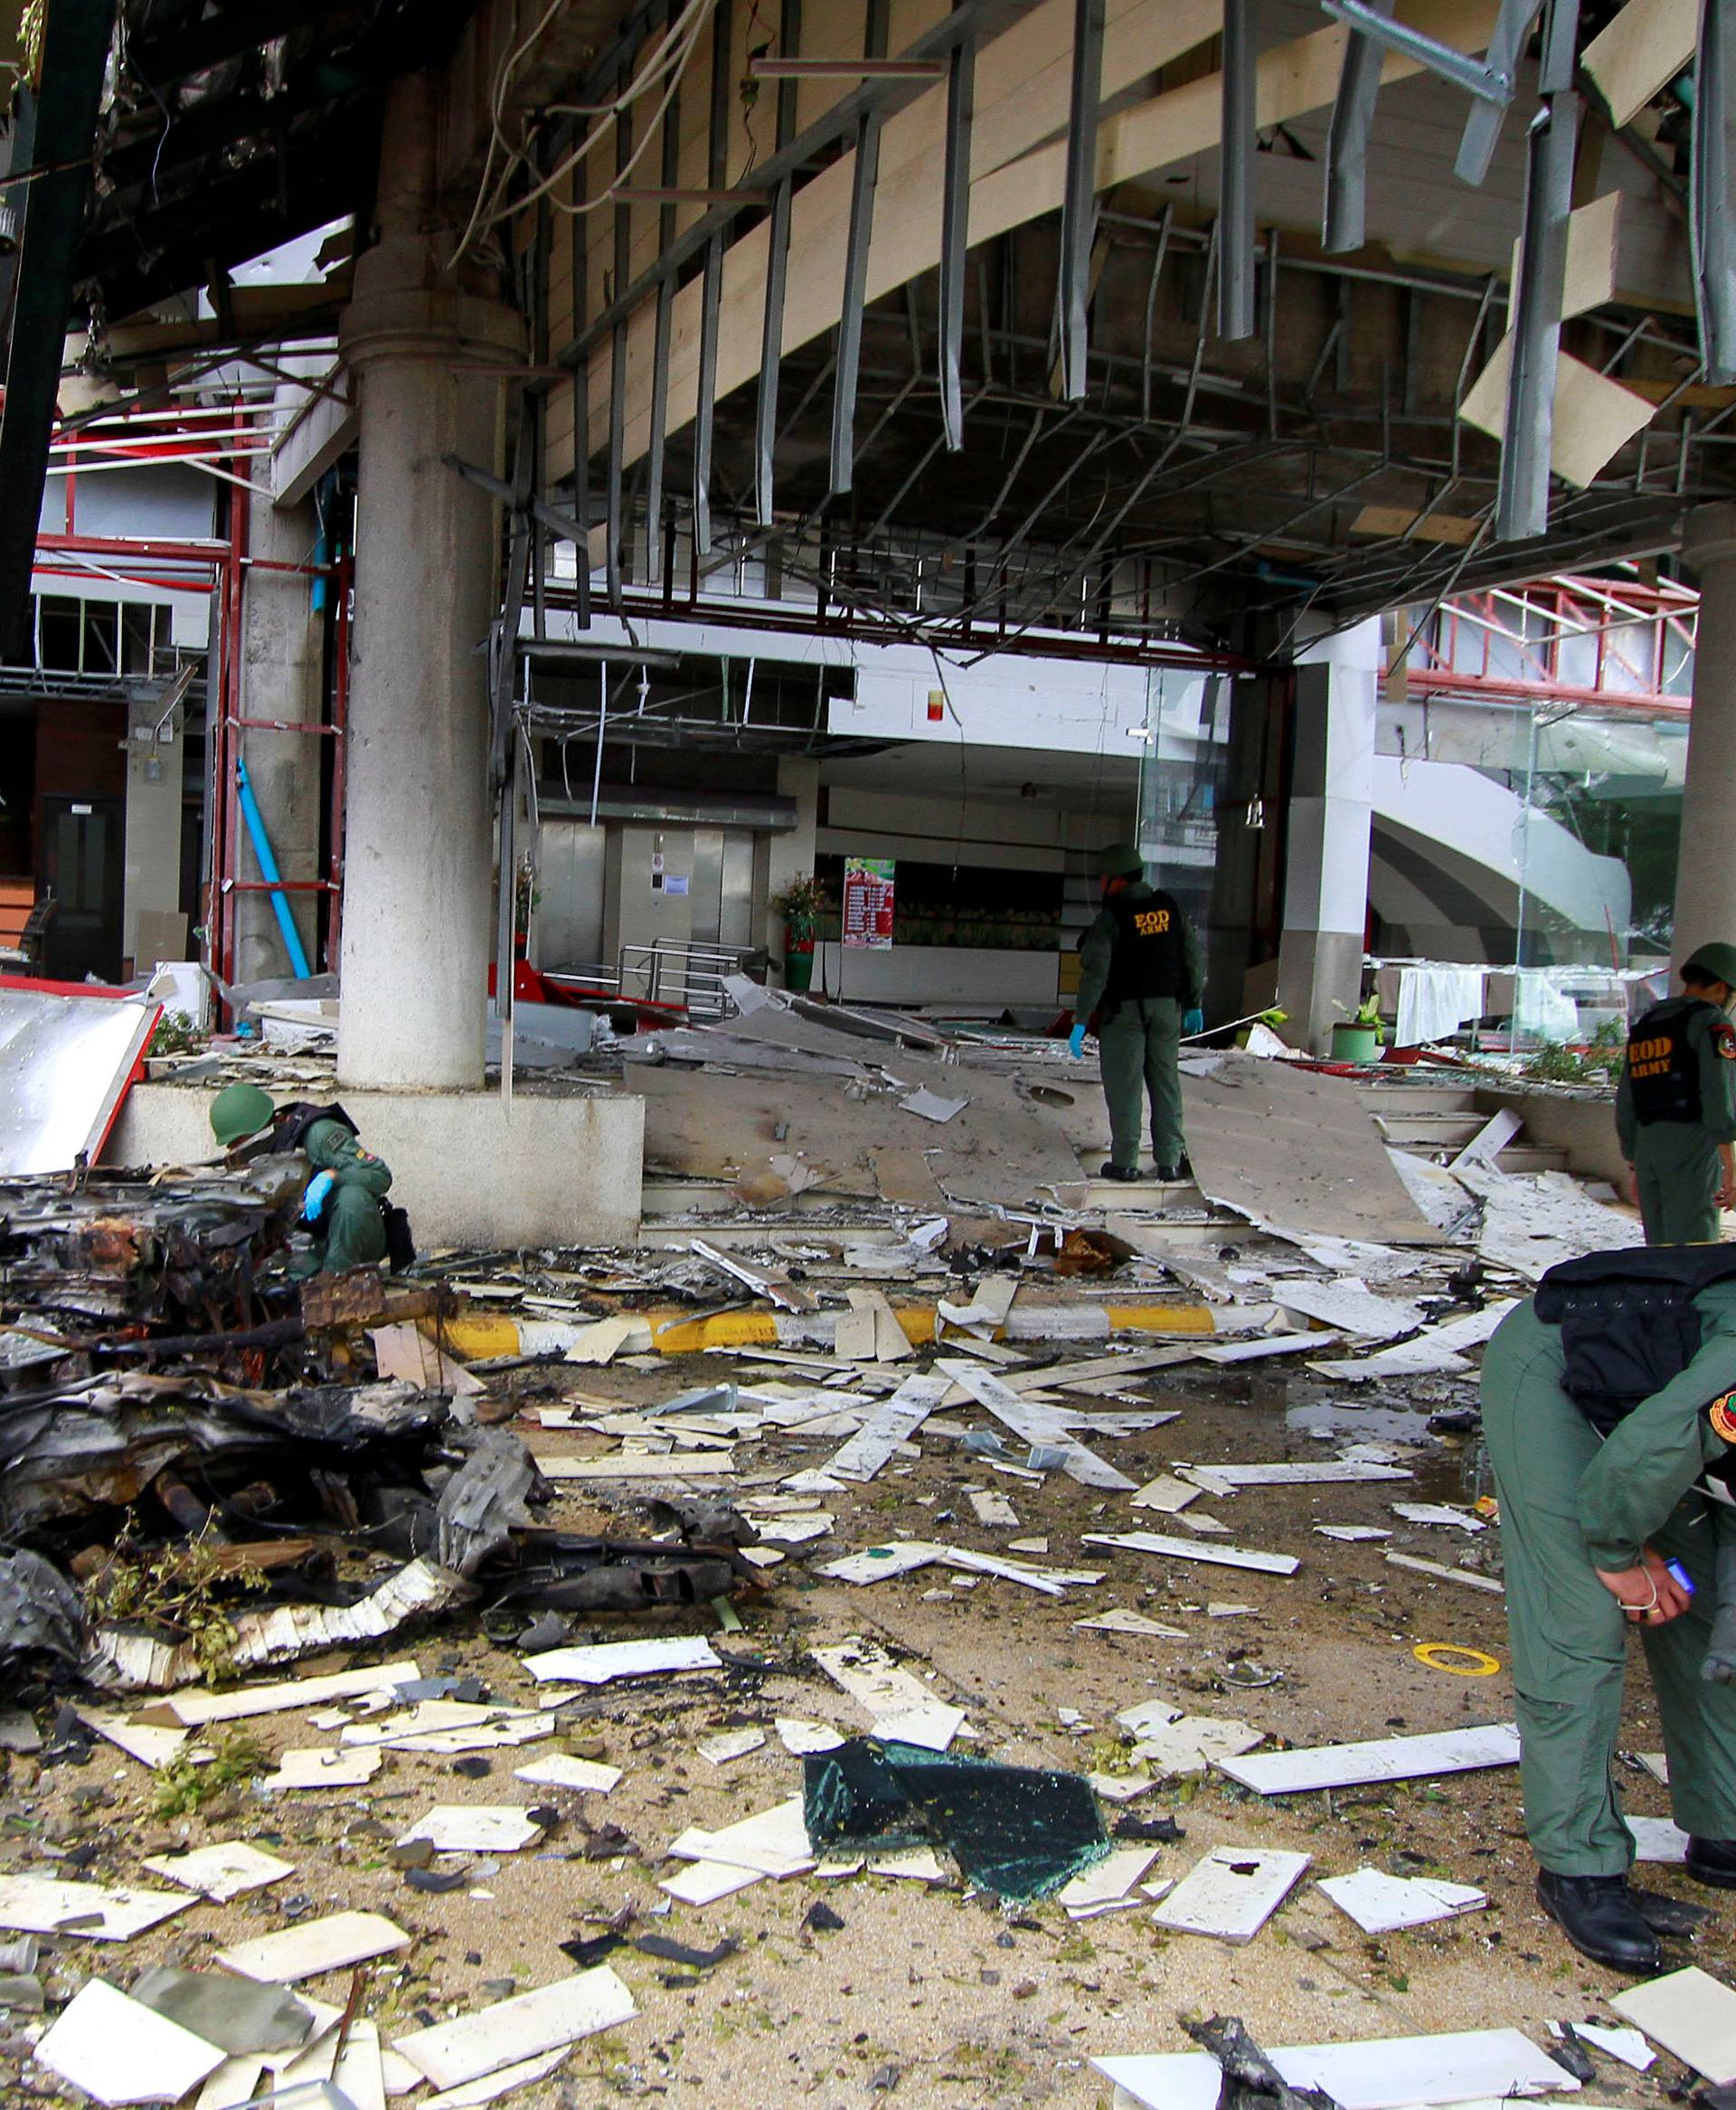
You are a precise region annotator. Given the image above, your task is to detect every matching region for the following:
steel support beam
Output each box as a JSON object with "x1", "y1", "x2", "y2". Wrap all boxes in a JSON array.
[
  {"x1": 754, "y1": 179, "x2": 793, "y2": 525},
  {"x1": 693, "y1": 0, "x2": 732, "y2": 553},
  {"x1": 1322, "y1": 0, "x2": 1393, "y2": 253},
  {"x1": 1058, "y1": 0, "x2": 1106, "y2": 396},
  {"x1": 1693, "y1": 0, "x2": 1736, "y2": 383},
  {"x1": 0, "y1": 0, "x2": 118, "y2": 663},
  {"x1": 1321, "y1": 0, "x2": 1515, "y2": 103},
  {"x1": 1498, "y1": 39, "x2": 1580, "y2": 538},
  {"x1": 1219, "y1": 0, "x2": 1257, "y2": 341},
  {"x1": 1456, "y1": 0, "x2": 1541, "y2": 184},
  {"x1": 829, "y1": 0, "x2": 890, "y2": 496}
]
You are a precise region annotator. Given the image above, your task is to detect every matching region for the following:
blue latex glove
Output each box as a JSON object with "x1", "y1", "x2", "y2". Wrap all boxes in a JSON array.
[
  {"x1": 300, "y1": 1170, "x2": 335, "y2": 1225},
  {"x1": 1182, "y1": 1007, "x2": 1204, "y2": 1037},
  {"x1": 1068, "y1": 1023, "x2": 1087, "y2": 1060}
]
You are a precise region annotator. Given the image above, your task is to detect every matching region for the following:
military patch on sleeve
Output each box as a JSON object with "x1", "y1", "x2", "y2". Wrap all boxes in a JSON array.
[
  {"x1": 1709, "y1": 1392, "x2": 1736, "y2": 1444},
  {"x1": 1715, "y1": 1022, "x2": 1736, "y2": 1062}
]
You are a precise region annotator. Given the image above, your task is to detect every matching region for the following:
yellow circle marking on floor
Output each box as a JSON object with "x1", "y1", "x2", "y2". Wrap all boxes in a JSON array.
[{"x1": 1412, "y1": 1642, "x2": 1501, "y2": 1677}]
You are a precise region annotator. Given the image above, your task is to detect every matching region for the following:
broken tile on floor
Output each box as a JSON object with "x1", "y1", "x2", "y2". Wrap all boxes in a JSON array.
[
  {"x1": 260, "y1": 1746, "x2": 384, "y2": 1791},
  {"x1": 1317, "y1": 1867, "x2": 1489, "y2": 1933},
  {"x1": 165, "y1": 1660, "x2": 422, "y2": 1727},
  {"x1": 392, "y1": 1966, "x2": 639, "y2": 2091},
  {"x1": 215, "y1": 1909, "x2": 411, "y2": 1983},
  {"x1": 1613, "y1": 1966, "x2": 1736, "y2": 2083},
  {"x1": 513, "y1": 1755, "x2": 623, "y2": 1794},
  {"x1": 1151, "y1": 1845, "x2": 1311, "y2": 1942},
  {"x1": 1096, "y1": 2026, "x2": 1577, "y2": 2109},
  {"x1": 33, "y1": 1977, "x2": 225, "y2": 2106},
  {"x1": 0, "y1": 1873, "x2": 188, "y2": 1942},
  {"x1": 1219, "y1": 1723, "x2": 1522, "y2": 1795},
  {"x1": 420, "y1": 2044, "x2": 576, "y2": 2109},
  {"x1": 1057, "y1": 1846, "x2": 1160, "y2": 1918},
  {"x1": 1627, "y1": 1813, "x2": 1690, "y2": 1862},
  {"x1": 699, "y1": 1727, "x2": 767, "y2": 1765},
  {"x1": 776, "y1": 1717, "x2": 845, "y2": 1755},
  {"x1": 523, "y1": 1636, "x2": 721, "y2": 1685},
  {"x1": 140, "y1": 1842, "x2": 295, "y2": 1903},
  {"x1": 1072, "y1": 1608, "x2": 1188, "y2": 1640},
  {"x1": 398, "y1": 1805, "x2": 543, "y2": 1854}
]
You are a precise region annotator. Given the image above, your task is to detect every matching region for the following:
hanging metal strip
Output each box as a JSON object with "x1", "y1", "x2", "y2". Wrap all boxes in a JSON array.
[
  {"x1": 830, "y1": 108, "x2": 883, "y2": 492},
  {"x1": 1456, "y1": 0, "x2": 1542, "y2": 185},
  {"x1": 1322, "y1": 0, "x2": 1394, "y2": 252},
  {"x1": 1219, "y1": 0, "x2": 1258, "y2": 341},
  {"x1": 1057, "y1": 0, "x2": 1105, "y2": 397},
  {"x1": 939, "y1": 26, "x2": 976, "y2": 449},
  {"x1": 755, "y1": 176, "x2": 793, "y2": 525},
  {"x1": 1498, "y1": 92, "x2": 1580, "y2": 538},
  {"x1": 1693, "y1": 0, "x2": 1735, "y2": 383}
]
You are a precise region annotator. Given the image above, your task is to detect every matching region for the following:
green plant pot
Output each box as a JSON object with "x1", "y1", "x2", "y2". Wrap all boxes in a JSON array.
[
  {"x1": 784, "y1": 947, "x2": 815, "y2": 993},
  {"x1": 1330, "y1": 1022, "x2": 1382, "y2": 1064}
]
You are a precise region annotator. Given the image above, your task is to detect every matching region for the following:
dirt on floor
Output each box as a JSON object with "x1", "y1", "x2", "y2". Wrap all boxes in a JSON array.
[{"x1": 0, "y1": 1348, "x2": 1712, "y2": 2110}]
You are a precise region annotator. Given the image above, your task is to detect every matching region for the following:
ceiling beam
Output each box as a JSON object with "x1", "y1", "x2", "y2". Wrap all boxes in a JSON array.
[{"x1": 586, "y1": 0, "x2": 1505, "y2": 495}]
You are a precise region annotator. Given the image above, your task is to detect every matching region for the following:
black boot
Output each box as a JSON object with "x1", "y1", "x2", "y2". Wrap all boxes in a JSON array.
[
  {"x1": 1098, "y1": 1160, "x2": 1141, "y2": 1182},
  {"x1": 1154, "y1": 1155, "x2": 1194, "y2": 1183},
  {"x1": 1536, "y1": 1870, "x2": 1662, "y2": 1973},
  {"x1": 1687, "y1": 1836, "x2": 1736, "y2": 1888}
]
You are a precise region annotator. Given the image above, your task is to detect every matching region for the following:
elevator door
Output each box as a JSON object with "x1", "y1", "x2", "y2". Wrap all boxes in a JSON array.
[{"x1": 688, "y1": 827, "x2": 756, "y2": 951}]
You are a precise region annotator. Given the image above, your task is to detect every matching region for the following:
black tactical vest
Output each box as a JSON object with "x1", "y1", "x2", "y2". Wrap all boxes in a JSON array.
[
  {"x1": 1535, "y1": 1246, "x2": 1736, "y2": 1443},
  {"x1": 274, "y1": 1101, "x2": 360, "y2": 1154},
  {"x1": 1625, "y1": 997, "x2": 1716, "y2": 1125},
  {"x1": 1103, "y1": 891, "x2": 1188, "y2": 1005}
]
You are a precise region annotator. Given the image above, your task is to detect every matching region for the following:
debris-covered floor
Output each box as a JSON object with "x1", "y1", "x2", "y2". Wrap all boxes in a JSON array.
[{"x1": 0, "y1": 990, "x2": 1709, "y2": 2110}]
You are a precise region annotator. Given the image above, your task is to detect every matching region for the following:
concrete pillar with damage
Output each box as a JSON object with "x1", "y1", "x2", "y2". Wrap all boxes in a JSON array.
[
  {"x1": 1671, "y1": 505, "x2": 1736, "y2": 970},
  {"x1": 1274, "y1": 619, "x2": 1380, "y2": 1054},
  {"x1": 234, "y1": 495, "x2": 325, "y2": 984},
  {"x1": 335, "y1": 71, "x2": 522, "y2": 1090}
]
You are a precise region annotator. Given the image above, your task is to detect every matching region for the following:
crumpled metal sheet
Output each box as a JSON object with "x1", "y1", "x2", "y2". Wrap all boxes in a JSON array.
[
  {"x1": 0, "y1": 1549, "x2": 87, "y2": 1673},
  {"x1": 0, "y1": 1372, "x2": 448, "y2": 1538},
  {"x1": 0, "y1": 983, "x2": 160, "y2": 1176},
  {"x1": 87, "y1": 1556, "x2": 475, "y2": 1690}
]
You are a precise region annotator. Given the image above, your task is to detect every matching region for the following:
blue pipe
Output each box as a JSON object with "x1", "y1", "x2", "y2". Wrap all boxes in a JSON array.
[{"x1": 236, "y1": 757, "x2": 313, "y2": 979}]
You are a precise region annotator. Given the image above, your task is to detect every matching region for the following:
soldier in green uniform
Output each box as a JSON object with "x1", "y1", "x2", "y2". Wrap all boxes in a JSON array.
[
  {"x1": 1617, "y1": 941, "x2": 1736, "y2": 1244},
  {"x1": 210, "y1": 1083, "x2": 395, "y2": 1276},
  {"x1": 1068, "y1": 842, "x2": 1203, "y2": 1182},
  {"x1": 1482, "y1": 1244, "x2": 1736, "y2": 1973}
]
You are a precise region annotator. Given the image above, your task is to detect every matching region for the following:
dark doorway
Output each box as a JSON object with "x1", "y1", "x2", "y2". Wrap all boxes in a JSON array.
[{"x1": 40, "y1": 795, "x2": 124, "y2": 981}]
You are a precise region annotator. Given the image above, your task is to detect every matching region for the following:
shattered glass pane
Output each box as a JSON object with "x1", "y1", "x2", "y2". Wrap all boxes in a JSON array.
[{"x1": 803, "y1": 1738, "x2": 1110, "y2": 1900}]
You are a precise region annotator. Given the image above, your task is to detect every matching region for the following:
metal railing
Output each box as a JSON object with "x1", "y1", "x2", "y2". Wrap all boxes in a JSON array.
[{"x1": 617, "y1": 937, "x2": 759, "y2": 1019}]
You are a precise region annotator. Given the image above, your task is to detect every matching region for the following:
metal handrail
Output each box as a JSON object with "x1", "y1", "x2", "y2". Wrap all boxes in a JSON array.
[{"x1": 618, "y1": 936, "x2": 758, "y2": 1019}]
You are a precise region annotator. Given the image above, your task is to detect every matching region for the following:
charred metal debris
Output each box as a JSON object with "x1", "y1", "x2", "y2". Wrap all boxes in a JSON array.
[{"x1": 0, "y1": 1166, "x2": 761, "y2": 1698}]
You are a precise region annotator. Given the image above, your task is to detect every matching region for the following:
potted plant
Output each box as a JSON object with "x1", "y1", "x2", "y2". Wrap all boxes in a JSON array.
[
  {"x1": 771, "y1": 874, "x2": 826, "y2": 992},
  {"x1": 1330, "y1": 993, "x2": 1386, "y2": 1064}
]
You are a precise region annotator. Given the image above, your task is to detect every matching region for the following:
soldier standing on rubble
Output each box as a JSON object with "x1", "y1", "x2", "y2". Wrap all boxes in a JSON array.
[
  {"x1": 1617, "y1": 941, "x2": 1736, "y2": 1244},
  {"x1": 1068, "y1": 841, "x2": 1203, "y2": 1183},
  {"x1": 210, "y1": 1083, "x2": 395, "y2": 1276},
  {"x1": 1481, "y1": 1244, "x2": 1736, "y2": 1974}
]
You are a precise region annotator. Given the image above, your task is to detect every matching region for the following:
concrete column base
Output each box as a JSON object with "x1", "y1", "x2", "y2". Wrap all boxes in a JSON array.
[
  {"x1": 104, "y1": 1086, "x2": 644, "y2": 1248},
  {"x1": 1275, "y1": 928, "x2": 1365, "y2": 1055}
]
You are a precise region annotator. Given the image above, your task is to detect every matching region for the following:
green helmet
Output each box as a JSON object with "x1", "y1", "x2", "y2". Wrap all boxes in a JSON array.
[
  {"x1": 210, "y1": 1082, "x2": 275, "y2": 1147},
  {"x1": 1098, "y1": 840, "x2": 1145, "y2": 879},
  {"x1": 1684, "y1": 942, "x2": 1736, "y2": 990}
]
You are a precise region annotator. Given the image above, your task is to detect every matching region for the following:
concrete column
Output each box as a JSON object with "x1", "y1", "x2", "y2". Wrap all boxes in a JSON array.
[
  {"x1": 1274, "y1": 618, "x2": 1380, "y2": 1053},
  {"x1": 1672, "y1": 505, "x2": 1736, "y2": 969},
  {"x1": 234, "y1": 494, "x2": 323, "y2": 983},
  {"x1": 122, "y1": 693, "x2": 184, "y2": 968},
  {"x1": 335, "y1": 73, "x2": 522, "y2": 1090}
]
